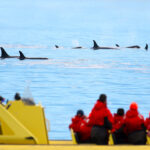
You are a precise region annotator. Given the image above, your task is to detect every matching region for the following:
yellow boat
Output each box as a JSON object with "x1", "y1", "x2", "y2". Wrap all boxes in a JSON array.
[
  {"x1": 0, "y1": 140, "x2": 149, "y2": 150},
  {"x1": 0, "y1": 100, "x2": 48, "y2": 144},
  {"x1": 0, "y1": 100, "x2": 149, "y2": 150}
]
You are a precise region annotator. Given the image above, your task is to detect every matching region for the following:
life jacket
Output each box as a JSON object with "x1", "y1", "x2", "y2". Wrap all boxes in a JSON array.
[
  {"x1": 69, "y1": 115, "x2": 86, "y2": 132},
  {"x1": 112, "y1": 113, "x2": 124, "y2": 132},
  {"x1": 145, "y1": 117, "x2": 150, "y2": 130},
  {"x1": 124, "y1": 109, "x2": 144, "y2": 134},
  {"x1": 87, "y1": 100, "x2": 113, "y2": 127}
]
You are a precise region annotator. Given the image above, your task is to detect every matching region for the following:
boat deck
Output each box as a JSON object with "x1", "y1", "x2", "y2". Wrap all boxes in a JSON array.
[{"x1": 0, "y1": 140, "x2": 149, "y2": 150}]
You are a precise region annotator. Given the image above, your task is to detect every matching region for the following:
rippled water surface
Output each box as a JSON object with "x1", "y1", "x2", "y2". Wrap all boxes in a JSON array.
[{"x1": 0, "y1": 0, "x2": 150, "y2": 140}]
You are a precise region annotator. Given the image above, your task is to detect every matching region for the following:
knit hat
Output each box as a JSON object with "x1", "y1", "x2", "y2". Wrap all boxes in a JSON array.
[
  {"x1": 98, "y1": 94, "x2": 107, "y2": 103},
  {"x1": 76, "y1": 110, "x2": 84, "y2": 116},
  {"x1": 130, "y1": 102, "x2": 138, "y2": 110},
  {"x1": 117, "y1": 108, "x2": 124, "y2": 116}
]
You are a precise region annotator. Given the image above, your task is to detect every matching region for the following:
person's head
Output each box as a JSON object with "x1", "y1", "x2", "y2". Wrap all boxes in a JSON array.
[
  {"x1": 76, "y1": 109, "x2": 84, "y2": 117},
  {"x1": 130, "y1": 102, "x2": 138, "y2": 110},
  {"x1": 98, "y1": 94, "x2": 107, "y2": 103},
  {"x1": 14, "y1": 93, "x2": 21, "y2": 100},
  {"x1": 117, "y1": 108, "x2": 124, "y2": 116},
  {"x1": 0, "y1": 96, "x2": 5, "y2": 103}
]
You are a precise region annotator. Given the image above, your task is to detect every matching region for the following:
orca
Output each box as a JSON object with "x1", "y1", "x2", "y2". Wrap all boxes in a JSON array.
[
  {"x1": 55, "y1": 45, "x2": 59, "y2": 48},
  {"x1": 145, "y1": 44, "x2": 148, "y2": 50},
  {"x1": 92, "y1": 40, "x2": 118, "y2": 50},
  {"x1": 72, "y1": 46, "x2": 83, "y2": 49},
  {"x1": 116, "y1": 44, "x2": 142, "y2": 49},
  {"x1": 0, "y1": 47, "x2": 19, "y2": 59},
  {"x1": 115, "y1": 44, "x2": 120, "y2": 47},
  {"x1": 126, "y1": 45, "x2": 140, "y2": 49},
  {"x1": 19, "y1": 51, "x2": 48, "y2": 60}
]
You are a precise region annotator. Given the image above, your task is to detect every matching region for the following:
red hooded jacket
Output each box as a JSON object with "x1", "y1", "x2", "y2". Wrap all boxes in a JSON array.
[
  {"x1": 145, "y1": 117, "x2": 150, "y2": 130},
  {"x1": 87, "y1": 100, "x2": 113, "y2": 127},
  {"x1": 124, "y1": 109, "x2": 144, "y2": 134},
  {"x1": 79, "y1": 118, "x2": 92, "y2": 141},
  {"x1": 69, "y1": 115, "x2": 86, "y2": 132},
  {"x1": 112, "y1": 113, "x2": 124, "y2": 132}
]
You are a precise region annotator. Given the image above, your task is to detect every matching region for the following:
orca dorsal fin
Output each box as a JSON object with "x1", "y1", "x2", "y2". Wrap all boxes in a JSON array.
[
  {"x1": 55, "y1": 45, "x2": 59, "y2": 48},
  {"x1": 93, "y1": 40, "x2": 99, "y2": 49},
  {"x1": 19, "y1": 51, "x2": 26, "y2": 60},
  {"x1": 1, "y1": 47, "x2": 10, "y2": 58},
  {"x1": 115, "y1": 44, "x2": 120, "y2": 47},
  {"x1": 145, "y1": 44, "x2": 148, "y2": 50}
]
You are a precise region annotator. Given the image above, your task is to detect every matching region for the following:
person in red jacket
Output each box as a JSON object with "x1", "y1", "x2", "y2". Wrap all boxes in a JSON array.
[
  {"x1": 87, "y1": 94, "x2": 113, "y2": 145},
  {"x1": 69, "y1": 109, "x2": 91, "y2": 143},
  {"x1": 124, "y1": 102, "x2": 146, "y2": 145},
  {"x1": 79, "y1": 117, "x2": 92, "y2": 143},
  {"x1": 145, "y1": 112, "x2": 150, "y2": 130},
  {"x1": 145, "y1": 112, "x2": 150, "y2": 137},
  {"x1": 69, "y1": 109, "x2": 86, "y2": 132},
  {"x1": 112, "y1": 108, "x2": 127, "y2": 144},
  {"x1": 113, "y1": 109, "x2": 124, "y2": 127}
]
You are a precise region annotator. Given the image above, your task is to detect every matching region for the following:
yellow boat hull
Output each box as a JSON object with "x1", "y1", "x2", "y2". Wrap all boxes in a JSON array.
[{"x1": 0, "y1": 140, "x2": 149, "y2": 150}]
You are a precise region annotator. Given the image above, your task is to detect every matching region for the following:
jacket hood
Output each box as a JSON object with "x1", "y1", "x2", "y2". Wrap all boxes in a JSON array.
[
  {"x1": 72, "y1": 115, "x2": 84, "y2": 123},
  {"x1": 114, "y1": 113, "x2": 124, "y2": 122},
  {"x1": 94, "y1": 100, "x2": 106, "y2": 110},
  {"x1": 114, "y1": 113, "x2": 124, "y2": 118},
  {"x1": 126, "y1": 109, "x2": 138, "y2": 118}
]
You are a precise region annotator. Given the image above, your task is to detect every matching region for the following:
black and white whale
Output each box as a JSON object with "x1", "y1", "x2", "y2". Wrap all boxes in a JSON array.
[
  {"x1": 145, "y1": 44, "x2": 148, "y2": 50},
  {"x1": 126, "y1": 45, "x2": 140, "y2": 48},
  {"x1": 55, "y1": 44, "x2": 83, "y2": 49},
  {"x1": 115, "y1": 44, "x2": 140, "y2": 49},
  {"x1": 92, "y1": 40, "x2": 118, "y2": 50},
  {"x1": 116, "y1": 44, "x2": 141, "y2": 48},
  {"x1": 55, "y1": 45, "x2": 59, "y2": 48},
  {"x1": 115, "y1": 44, "x2": 120, "y2": 47},
  {"x1": 72, "y1": 46, "x2": 83, "y2": 49},
  {"x1": 19, "y1": 51, "x2": 48, "y2": 60},
  {"x1": 54, "y1": 45, "x2": 64, "y2": 49},
  {"x1": 0, "y1": 47, "x2": 19, "y2": 59},
  {"x1": 116, "y1": 44, "x2": 148, "y2": 50}
]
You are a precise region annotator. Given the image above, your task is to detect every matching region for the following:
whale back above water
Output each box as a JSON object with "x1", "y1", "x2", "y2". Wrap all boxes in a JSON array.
[
  {"x1": 19, "y1": 51, "x2": 26, "y2": 60},
  {"x1": 0, "y1": 47, "x2": 19, "y2": 58},
  {"x1": 19, "y1": 51, "x2": 48, "y2": 60},
  {"x1": 92, "y1": 40, "x2": 118, "y2": 50},
  {"x1": 115, "y1": 44, "x2": 149, "y2": 50},
  {"x1": 72, "y1": 46, "x2": 83, "y2": 49},
  {"x1": 55, "y1": 45, "x2": 59, "y2": 48},
  {"x1": 145, "y1": 44, "x2": 148, "y2": 50},
  {"x1": 115, "y1": 44, "x2": 140, "y2": 49},
  {"x1": 93, "y1": 40, "x2": 100, "y2": 50},
  {"x1": 1, "y1": 47, "x2": 10, "y2": 58},
  {"x1": 126, "y1": 45, "x2": 140, "y2": 49},
  {"x1": 115, "y1": 44, "x2": 120, "y2": 47}
]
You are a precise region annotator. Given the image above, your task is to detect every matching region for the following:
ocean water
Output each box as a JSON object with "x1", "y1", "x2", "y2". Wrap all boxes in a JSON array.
[{"x1": 0, "y1": 0, "x2": 150, "y2": 140}]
